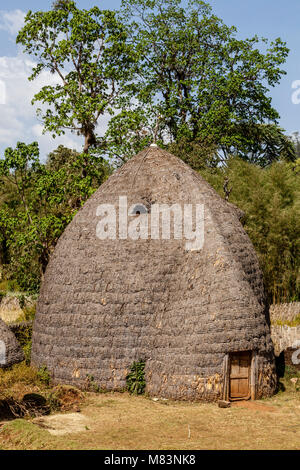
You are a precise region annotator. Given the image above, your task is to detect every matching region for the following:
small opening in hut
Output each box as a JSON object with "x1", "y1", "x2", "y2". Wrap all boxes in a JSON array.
[
  {"x1": 130, "y1": 204, "x2": 148, "y2": 216},
  {"x1": 228, "y1": 351, "x2": 252, "y2": 401}
]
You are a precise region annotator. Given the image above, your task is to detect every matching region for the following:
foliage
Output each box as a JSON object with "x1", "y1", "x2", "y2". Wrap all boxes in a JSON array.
[
  {"x1": 0, "y1": 362, "x2": 41, "y2": 389},
  {"x1": 84, "y1": 374, "x2": 101, "y2": 393},
  {"x1": 102, "y1": 0, "x2": 295, "y2": 167},
  {"x1": 0, "y1": 143, "x2": 110, "y2": 292},
  {"x1": 126, "y1": 360, "x2": 146, "y2": 395},
  {"x1": 13, "y1": 323, "x2": 33, "y2": 366},
  {"x1": 36, "y1": 366, "x2": 51, "y2": 386},
  {"x1": 290, "y1": 132, "x2": 300, "y2": 160},
  {"x1": 276, "y1": 363, "x2": 300, "y2": 396},
  {"x1": 16, "y1": 0, "x2": 137, "y2": 155},
  {"x1": 46, "y1": 384, "x2": 84, "y2": 411},
  {"x1": 283, "y1": 364, "x2": 300, "y2": 381},
  {"x1": 100, "y1": 108, "x2": 154, "y2": 165},
  {"x1": 23, "y1": 341, "x2": 32, "y2": 367},
  {"x1": 23, "y1": 305, "x2": 36, "y2": 322},
  {"x1": 0, "y1": 363, "x2": 83, "y2": 420},
  {"x1": 200, "y1": 158, "x2": 300, "y2": 303},
  {"x1": 0, "y1": 280, "x2": 20, "y2": 293},
  {"x1": 16, "y1": 0, "x2": 294, "y2": 168}
]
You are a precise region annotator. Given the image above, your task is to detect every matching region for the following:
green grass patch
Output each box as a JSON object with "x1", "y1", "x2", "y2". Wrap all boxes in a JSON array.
[
  {"x1": 0, "y1": 279, "x2": 20, "y2": 293},
  {"x1": 0, "y1": 419, "x2": 64, "y2": 450}
]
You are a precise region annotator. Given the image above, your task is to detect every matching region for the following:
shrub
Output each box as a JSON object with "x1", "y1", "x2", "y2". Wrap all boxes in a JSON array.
[
  {"x1": 11, "y1": 303, "x2": 36, "y2": 365},
  {"x1": 36, "y1": 366, "x2": 51, "y2": 386},
  {"x1": 284, "y1": 364, "x2": 300, "y2": 381},
  {"x1": 0, "y1": 279, "x2": 20, "y2": 293},
  {"x1": 84, "y1": 374, "x2": 101, "y2": 393},
  {"x1": 126, "y1": 360, "x2": 146, "y2": 395},
  {"x1": 0, "y1": 362, "x2": 40, "y2": 389},
  {"x1": 22, "y1": 304, "x2": 36, "y2": 322},
  {"x1": 48, "y1": 385, "x2": 84, "y2": 411},
  {"x1": 12, "y1": 323, "x2": 33, "y2": 366},
  {"x1": 0, "y1": 363, "x2": 84, "y2": 419}
]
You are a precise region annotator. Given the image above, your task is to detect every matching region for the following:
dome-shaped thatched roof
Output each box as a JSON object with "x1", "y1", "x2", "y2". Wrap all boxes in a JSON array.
[
  {"x1": 0, "y1": 318, "x2": 24, "y2": 368},
  {"x1": 32, "y1": 145, "x2": 277, "y2": 401}
]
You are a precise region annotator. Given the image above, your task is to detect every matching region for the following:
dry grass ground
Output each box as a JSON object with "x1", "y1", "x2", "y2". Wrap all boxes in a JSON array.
[{"x1": 0, "y1": 383, "x2": 299, "y2": 450}]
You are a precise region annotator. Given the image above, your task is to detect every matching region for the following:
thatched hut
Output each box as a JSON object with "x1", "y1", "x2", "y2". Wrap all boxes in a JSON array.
[
  {"x1": 32, "y1": 145, "x2": 277, "y2": 401},
  {"x1": 0, "y1": 318, "x2": 24, "y2": 368}
]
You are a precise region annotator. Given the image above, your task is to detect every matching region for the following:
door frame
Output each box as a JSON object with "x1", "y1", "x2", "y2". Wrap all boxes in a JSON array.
[{"x1": 223, "y1": 350, "x2": 257, "y2": 401}]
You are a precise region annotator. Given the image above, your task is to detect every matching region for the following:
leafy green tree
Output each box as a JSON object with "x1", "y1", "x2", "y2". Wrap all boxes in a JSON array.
[
  {"x1": 104, "y1": 0, "x2": 294, "y2": 167},
  {"x1": 16, "y1": 0, "x2": 136, "y2": 161},
  {"x1": 0, "y1": 143, "x2": 110, "y2": 292}
]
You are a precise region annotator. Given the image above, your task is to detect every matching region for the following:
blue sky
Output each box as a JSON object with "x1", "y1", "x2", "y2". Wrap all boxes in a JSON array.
[{"x1": 0, "y1": 0, "x2": 300, "y2": 159}]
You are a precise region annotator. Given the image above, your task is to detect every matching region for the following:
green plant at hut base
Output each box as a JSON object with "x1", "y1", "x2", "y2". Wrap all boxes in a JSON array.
[
  {"x1": 126, "y1": 360, "x2": 146, "y2": 395},
  {"x1": 0, "y1": 142, "x2": 109, "y2": 293},
  {"x1": 0, "y1": 280, "x2": 20, "y2": 294},
  {"x1": 85, "y1": 374, "x2": 101, "y2": 393}
]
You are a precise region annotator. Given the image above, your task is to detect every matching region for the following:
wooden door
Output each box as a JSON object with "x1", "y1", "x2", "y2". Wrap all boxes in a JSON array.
[{"x1": 229, "y1": 351, "x2": 251, "y2": 400}]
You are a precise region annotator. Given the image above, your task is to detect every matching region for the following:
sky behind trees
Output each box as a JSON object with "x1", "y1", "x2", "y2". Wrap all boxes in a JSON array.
[{"x1": 0, "y1": 0, "x2": 300, "y2": 159}]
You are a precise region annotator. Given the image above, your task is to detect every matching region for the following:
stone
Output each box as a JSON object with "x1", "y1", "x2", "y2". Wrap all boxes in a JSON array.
[{"x1": 218, "y1": 400, "x2": 231, "y2": 408}]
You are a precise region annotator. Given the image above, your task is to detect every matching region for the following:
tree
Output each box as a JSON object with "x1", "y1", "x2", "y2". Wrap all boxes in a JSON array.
[
  {"x1": 0, "y1": 143, "x2": 110, "y2": 292},
  {"x1": 104, "y1": 0, "x2": 295, "y2": 167},
  {"x1": 16, "y1": 0, "x2": 136, "y2": 161}
]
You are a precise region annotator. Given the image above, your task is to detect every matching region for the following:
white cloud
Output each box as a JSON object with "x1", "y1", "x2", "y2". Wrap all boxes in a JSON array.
[
  {"x1": 0, "y1": 9, "x2": 25, "y2": 36},
  {"x1": 0, "y1": 53, "x2": 83, "y2": 160},
  {"x1": 32, "y1": 124, "x2": 45, "y2": 137},
  {"x1": 32, "y1": 123, "x2": 82, "y2": 154}
]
